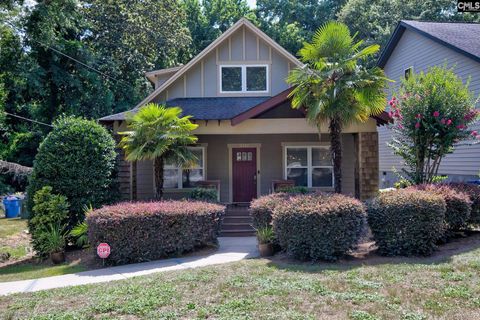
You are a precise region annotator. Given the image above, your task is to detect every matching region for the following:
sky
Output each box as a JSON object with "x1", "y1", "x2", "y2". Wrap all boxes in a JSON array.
[{"x1": 246, "y1": 0, "x2": 257, "y2": 8}]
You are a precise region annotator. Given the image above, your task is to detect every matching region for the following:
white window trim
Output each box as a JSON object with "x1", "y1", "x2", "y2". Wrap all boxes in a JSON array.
[
  {"x1": 283, "y1": 146, "x2": 334, "y2": 188},
  {"x1": 164, "y1": 146, "x2": 206, "y2": 189},
  {"x1": 219, "y1": 64, "x2": 269, "y2": 94}
]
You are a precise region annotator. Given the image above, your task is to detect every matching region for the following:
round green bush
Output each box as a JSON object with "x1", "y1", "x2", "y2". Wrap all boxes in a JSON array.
[
  {"x1": 368, "y1": 189, "x2": 446, "y2": 256},
  {"x1": 250, "y1": 193, "x2": 290, "y2": 229},
  {"x1": 27, "y1": 116, "x2": 118, "y2": 227},
  {"x1": 272, "y1": 193, "x2": 366, "y2": 261},
  {"x1": 446, "y1": 183, "x2": 480, "y2": 226},
  {"x1": 409, "y1": 184, "x2": 471, "y2": 231}
]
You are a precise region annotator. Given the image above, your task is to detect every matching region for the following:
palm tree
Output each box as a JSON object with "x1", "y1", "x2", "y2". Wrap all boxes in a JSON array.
[
  {"x1": 287, "y1": 21, "x2": 388, "y2": 193},
  {"x1": 119, "y1": 103, "x2": 198, "y2": 199}
]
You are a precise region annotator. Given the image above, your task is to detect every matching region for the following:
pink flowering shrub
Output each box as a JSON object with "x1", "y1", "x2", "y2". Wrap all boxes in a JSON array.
[
  {"x1": 368, "y1": 189, "x2": 446, "y2": 256},
  {"x1": 272, "y1": 193, "x2": 366, "y2": 261},
  {"x1": 446, "y1": 183, "x2": 480, "y2": 226},
  {"x1": 388, "y1": 66, "x2": 479, "y2": 184},
  {"x1": 87, "y1": 201, "x2": 225, "y2": 265}
]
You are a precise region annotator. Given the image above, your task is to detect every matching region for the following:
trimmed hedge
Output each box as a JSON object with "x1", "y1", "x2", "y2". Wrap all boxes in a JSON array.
[
  {"x1": 250, "y1": 193, "x2": 290, "y2": 229},
  {"x1": 409, "y1": 184, "x2": 471, "y2": 231},
  {"x1": 272, "y1": 193, "x2": 366, "y2": 261},
  {"x1": 87, "y1": 201, "x2": 225, "y2": 265},
  {"x1": 368, "y1": 189, "x2": 446, "y2": 256},
  {"x1": 446, "y1": 183, "x2": 480, "y2": 226}
]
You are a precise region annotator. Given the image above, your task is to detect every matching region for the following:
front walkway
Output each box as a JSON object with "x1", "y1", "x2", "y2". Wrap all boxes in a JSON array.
[{"x1": 0, "y1": 237, "x2": 258, "y2": 296}]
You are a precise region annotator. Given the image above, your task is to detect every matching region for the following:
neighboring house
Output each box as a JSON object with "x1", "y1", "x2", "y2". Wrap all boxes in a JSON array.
[
  {"x1": 378, "y1": 20, "x2": 480, "y2": 187},
  {"x1": 100, "y1": 18, "x2": 388, "y2": 203}
]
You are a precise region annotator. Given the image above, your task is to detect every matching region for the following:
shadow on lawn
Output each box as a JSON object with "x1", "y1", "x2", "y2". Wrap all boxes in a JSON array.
[{"x1": 265, "y1": 231, "x2": 480, "y2": 273}]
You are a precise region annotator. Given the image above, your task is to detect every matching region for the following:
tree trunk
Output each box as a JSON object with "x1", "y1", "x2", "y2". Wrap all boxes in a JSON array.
[
  {"x1": 154, "y1": 157, "x2": 164, "y2": 200},
  {"x1": 329, "y1": 117, "x2": 342, "y2": 193}
]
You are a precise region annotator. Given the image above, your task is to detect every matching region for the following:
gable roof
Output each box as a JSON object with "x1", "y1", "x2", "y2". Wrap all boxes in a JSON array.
[
  {"x1": 132, "y1": 18, "x2": 303, "y2": 110},
  {"x1": 378, "y1": 20, "x2": 480, "y2": 68},
  {"x1": 145, "y1": 66, "x2": 182, "y2": 84}
]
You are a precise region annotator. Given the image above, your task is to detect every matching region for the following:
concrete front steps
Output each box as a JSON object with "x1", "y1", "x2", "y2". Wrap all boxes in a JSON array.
[{"x1": 220, "y1": 205, "x2": 255, "y2": 237}]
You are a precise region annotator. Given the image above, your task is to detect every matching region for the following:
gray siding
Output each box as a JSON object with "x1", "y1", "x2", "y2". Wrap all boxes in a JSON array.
[
  {"x1": 162, "y1": 26, "x2": 290, "y2": 100},
  {"x1": 134, "y1": 133, "x2": 356, "y2": 202},
  {"x1": 380, "y1": 29, "x2": 480, "y2": 177}
]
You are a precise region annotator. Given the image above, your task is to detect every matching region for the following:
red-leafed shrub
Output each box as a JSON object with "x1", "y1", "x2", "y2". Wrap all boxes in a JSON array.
[
  {"x1": 408, "y1": 184, "x2": 472, "y2": 231},
  {"x1": 368, "y1": 189, "x2": 446, "y2": 256},
  {"x1": 272, "y1": 193, "x2": 366, "y2": 261},
  {"x1": 250, "y1": 193, "x2": 291, "y2": 229},
  {"x1": 446, "y1": 183, "x2": 480, "y2": 226},
  {"x1": 87, "y1": 201, "x2": 225, "y2": 265}
]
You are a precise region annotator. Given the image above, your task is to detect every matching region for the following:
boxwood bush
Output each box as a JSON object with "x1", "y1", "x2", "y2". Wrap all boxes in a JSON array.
[
  {"x1": 250, "y1": 193, "x2": 290, "y2": 229},
  {"x1": 272, "y1": 193, "x2": 366, "y2": 261},
  {"x1": 87, "y1": 201, "x2": 225, "y2": 265},
  {"x1": 446, "y1": 183, "x2": 480, "y2": 226},
  {"x1": 368, "y1": 189, "x2": 446, "y2": 256},
  {"x1": 409, "y1": 184, "x2": 471, "y2": 231}
]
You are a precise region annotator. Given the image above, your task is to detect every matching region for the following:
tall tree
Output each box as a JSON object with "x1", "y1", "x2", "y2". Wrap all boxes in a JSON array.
[
  {"x1": 120, "y1": 104, "x2": 198, "y2": 199},
  {"x1": 287, "y1": 21, "x2": 387, "y2": 193},
  {"x1": 338, "y1": 0, "x2": 480, "y2": 50},
  {"x1": 86, "y1": 0, "x2": 192, "y2": 111}
]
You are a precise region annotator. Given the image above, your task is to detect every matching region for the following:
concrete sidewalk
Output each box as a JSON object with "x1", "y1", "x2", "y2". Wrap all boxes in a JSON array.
[{"x1": 0, "y1": 237, "x2": 258, "y2": 296}]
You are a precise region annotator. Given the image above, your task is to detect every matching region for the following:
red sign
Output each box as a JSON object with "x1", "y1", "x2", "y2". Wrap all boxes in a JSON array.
[{"x1": 97, "y1": 243, "x2": 110, "y2": 259}]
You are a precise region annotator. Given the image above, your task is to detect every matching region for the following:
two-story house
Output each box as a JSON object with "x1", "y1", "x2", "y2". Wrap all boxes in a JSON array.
[{"x1": 100, "y1": 18, "x2": 388, "y2": 203}]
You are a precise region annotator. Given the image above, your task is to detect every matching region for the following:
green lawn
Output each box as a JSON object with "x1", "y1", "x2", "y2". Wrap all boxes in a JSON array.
[
  {"x1": 0, "y1": 218, "x2": 30, "y2": 261},
  {"x1": 0, "y1": 263, "x2": 87, "y2": 283},
  {"x1": 0, "y1": 218, "x2": 27, "y2": 239},
  {"x1": 1, "y1": 245, "x2": 480, "y2": 319}
]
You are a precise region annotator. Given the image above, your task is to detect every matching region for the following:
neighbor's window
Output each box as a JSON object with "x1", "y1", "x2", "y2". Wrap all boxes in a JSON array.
[
  {"x1": 284, "y1": 146, "x2": 333, "y2": 188},
  {"x1": 404, "y1": 66, "x2": 413, "y2": 79},
  {"x1": 163, "y1": 147, "x2": 205, "y2": 189},
  {"x1": 220, "y1": 65, "x2": 268, "y2": 93}
]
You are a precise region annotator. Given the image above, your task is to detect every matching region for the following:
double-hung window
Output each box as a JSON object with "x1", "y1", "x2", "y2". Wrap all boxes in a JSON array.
[
  {"x1": 220, "y1": 65, "x2": 268, "y2": 93},
  {"x1": 284, "y1": 146, "x2": 334, "y2": 188},
  {"x1": 163, "y1": 147, "x2": 205, "y2": 189}
]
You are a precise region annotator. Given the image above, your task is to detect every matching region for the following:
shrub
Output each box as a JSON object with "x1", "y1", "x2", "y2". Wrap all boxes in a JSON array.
[
  {"x1": 188, "y1": 188, "x2": 218, "y2": 202},
  {"x1": 408, "y1": 184, "x2": 471, "y2": 231},
  {"x1": 272, "y1": 193, "x2": 366, "y2": 261},
  {"x1": 27, "y1": 116, "x2": 118, "y2": 227},
  {"x1": 250, "y1": 193, "x2": 290, "y2": 229},
  {"x1": 368, "y1": 189, "x2": 446, "y2": 256},
  {"x1": 446, "y1": 183, "x2": 480, "y2": 226},
  {"x1": 275, "y1": 186, "x2": 310, "y2": 194},
  {"x1": 29, "y1": 186, "x2": 70, "y2": 255},
  {"x1": 256, "y1": 226, "x2": 274, "y2": 244},
  {"x1": 87, "y1": 201, "x2": 225, "y2": 265}
]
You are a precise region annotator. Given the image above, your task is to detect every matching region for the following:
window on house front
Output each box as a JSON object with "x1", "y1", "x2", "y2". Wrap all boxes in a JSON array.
[
  {"x1": 404, "y1": 67, "x2": 413, "y2": 79},
  {"x1": 284, "y1": 146, "x2": 333, "y2": 188},
  {"x1": 163, "y1": 147, "x2": 205, "y2": 189},
  {"x1": 220, "y1": 65, "x2": 268, "y2": 93}
]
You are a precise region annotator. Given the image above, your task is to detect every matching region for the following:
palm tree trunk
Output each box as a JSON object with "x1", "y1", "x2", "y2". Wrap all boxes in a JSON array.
[
  {"x1": 329, "y1": 117, "x2": 342, "y2": 193},
  {"x1": 154, "y1": 157, "x2": 164, "y2": 200}
]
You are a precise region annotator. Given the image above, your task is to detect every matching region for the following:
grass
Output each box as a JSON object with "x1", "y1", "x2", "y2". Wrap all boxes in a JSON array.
[
  {"x1": 0, "y1": 263, "x2": 87, "y2": 282},
  {"x1": 1, "y1": 246, "x2": 480, "y2": 319},
  {"x1": 0, "y1": 218, "x2": 30, "y2": 262},
  {"x1": 0, "y1": 218, "x2": 27, "y2": 239}
]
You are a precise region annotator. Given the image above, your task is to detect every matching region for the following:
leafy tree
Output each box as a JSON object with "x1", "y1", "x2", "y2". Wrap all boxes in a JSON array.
[
  {"x1": 85, "y1": 0, "x2": 192, "y2": 111},
  {"x1": 388, "y1": 66, "x2": 479, "y2": 184},
  {"x1": 203, "y1": 0, "x2": 252, "y2": 32},
  {"x1": 338, "y1": 0, "x2": 480, "y2": 51},
  {"x1": 256, "y1": 0, "x2": 347, "y2": 54},
  {"x1": 27, "y1": 116, "x2": 118, "y2": 222},
  {"x1": 287, "y1": 21, "x2": 387, "y2": 193},
  {"x1": 119, "y1": 104, "x2": 198, "y2": 199}
]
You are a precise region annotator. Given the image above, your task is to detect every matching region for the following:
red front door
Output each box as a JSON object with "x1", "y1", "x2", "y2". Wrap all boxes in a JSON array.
[{"x1": 232, "y1": 148, "x2": 257, "y2": 202}]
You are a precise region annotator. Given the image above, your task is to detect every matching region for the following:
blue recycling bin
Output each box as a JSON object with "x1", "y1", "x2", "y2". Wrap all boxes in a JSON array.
[{"x1": 3, "y1": 196, "x2": 21, "y2": 218}]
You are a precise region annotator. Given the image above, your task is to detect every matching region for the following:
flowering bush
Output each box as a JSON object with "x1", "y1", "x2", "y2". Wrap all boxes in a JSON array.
[
  {"x1": 87, "y1": 201, "x2": 224, "y2": 265},
  {"x1": 368, "y1": 189, "x2": 446, "y2": 256},
  {"x1": 272, "y1": 193, "x2": 366, "y2": 261},
  {"x1": 388, "y1": 66, "x2": 479, "y2": 184},
  {"x1": 408, "y1": 184, "x2": 471, "y2": 232},
  {"x1": 446, "y1": 183, "x2": 480, "y2": 226}
]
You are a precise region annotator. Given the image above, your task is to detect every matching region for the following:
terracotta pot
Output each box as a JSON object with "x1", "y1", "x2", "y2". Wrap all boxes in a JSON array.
[
  {"x1": 258, "y1": 243, "x2": 274, "y2": 257},
  {"x1": 50, "y1": 251, "x2": 65, "y2": 264}
]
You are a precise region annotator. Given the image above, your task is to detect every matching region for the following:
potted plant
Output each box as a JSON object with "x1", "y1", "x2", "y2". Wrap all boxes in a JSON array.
[
  {"x1": 40, "y1": 224, "x2": 66, "y2": 264},
  {"x1": 256, "y1": 226, "x2": 274, "y2": 257}
]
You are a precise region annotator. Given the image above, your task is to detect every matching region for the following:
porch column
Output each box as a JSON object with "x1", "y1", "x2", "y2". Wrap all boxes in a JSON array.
[
  {"x1": 355, "y1": 132, "x2": 379, "y2": 200},
  {"x1": 114, "y1": 134, "x2": 137, "y2": 201}
]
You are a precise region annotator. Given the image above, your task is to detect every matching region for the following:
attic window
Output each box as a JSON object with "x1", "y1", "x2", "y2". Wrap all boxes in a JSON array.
[
  {"x1": 404, "y1": 67, "x2": 413, "y2": 79},
  {"x1": 220, "y1": 65, "x2": 268, "y2": 93}
]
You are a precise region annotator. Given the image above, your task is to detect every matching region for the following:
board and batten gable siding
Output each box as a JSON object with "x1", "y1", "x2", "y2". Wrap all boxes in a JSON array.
[
  {"x1": 379, "y1": 28, "x2": 480, "y2": 177},
  {"x1": 152, "y1": 26, "x2": 291, "y2": 102}
]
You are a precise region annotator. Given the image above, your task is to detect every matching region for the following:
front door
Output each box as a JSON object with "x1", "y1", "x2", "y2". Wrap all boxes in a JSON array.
[{"x1": 232, "y1": 148, "x2": 257, "y2": 202}]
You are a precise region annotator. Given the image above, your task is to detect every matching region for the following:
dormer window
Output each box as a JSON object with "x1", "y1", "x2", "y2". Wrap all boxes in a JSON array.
[{"x1": 220, "y1": 65, "x2": 268, "y2": 93}]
